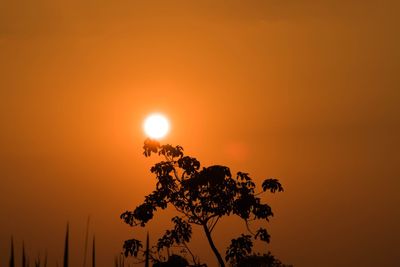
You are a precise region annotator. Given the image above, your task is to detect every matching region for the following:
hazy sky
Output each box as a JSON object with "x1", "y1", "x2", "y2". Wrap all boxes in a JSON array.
[{"x1": 1, "y1": 1, "x2": 399, "y2": 266}]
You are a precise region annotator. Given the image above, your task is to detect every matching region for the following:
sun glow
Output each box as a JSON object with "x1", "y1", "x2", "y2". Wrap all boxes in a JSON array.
[{"x1": 143, "y1": 113, "x2": 170, "y2": 139}]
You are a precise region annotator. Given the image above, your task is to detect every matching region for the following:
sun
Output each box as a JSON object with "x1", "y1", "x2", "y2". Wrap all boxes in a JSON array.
[{"x1": 143, "y1": 113, "x2": 170, "y2": 139}]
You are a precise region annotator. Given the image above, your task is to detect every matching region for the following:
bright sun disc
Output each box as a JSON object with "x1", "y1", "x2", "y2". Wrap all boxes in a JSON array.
[{"x1": 143, "y1": 113, "x2": 170, "y2": 139}]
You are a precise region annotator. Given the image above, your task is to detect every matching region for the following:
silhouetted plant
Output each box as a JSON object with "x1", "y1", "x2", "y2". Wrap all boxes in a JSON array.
[
  {"x1": 152, "y1": 254, "x2": 189, "y2": 267},
  {"x1": 22, "y1": 241, "x2": 27, "y2": 267},
  {"x1": 92, "y1": 236, "x2": 96, "y2": 267},
  {"x1": 145, "y1": 233, "x2": 149, "y2": 267},
  {"x1": 225, "y1": 234, "x2": 253, "y2": 264},
  {"x1": 10, "y1": 236, "x2": 15, "y2": 267},
  {"x1": 64, "y1": 223, "x2": 69, "y2": 267},
  {"x1": 121, "y1": 140, "x2": 284, "y2": 266},
  {"x1": 233, "y1": 252, "x2": 293, "y2": 267},
  {"x1": 83, "y1": 216, "x2": 90, "y2": 267}
]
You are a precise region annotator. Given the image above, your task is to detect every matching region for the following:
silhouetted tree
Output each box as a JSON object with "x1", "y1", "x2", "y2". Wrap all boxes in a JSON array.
[{"x1": 121, "y1": 140, "x2": 284, "y2": 266}]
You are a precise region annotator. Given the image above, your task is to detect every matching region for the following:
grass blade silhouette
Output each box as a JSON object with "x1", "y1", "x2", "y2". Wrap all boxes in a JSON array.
[
  {"x1": 83, "y1": 216, "x2": 90, "y2": 267},
  {"x1": 92, "y1": 236, "x2": 96, "y2": 267},
  {"x1": 9, "y1": 236, "x2": 15, "y2": 267},
  {"x1": 63, "y1": 223, "x2": 69, "y2": 267},
  {"x1": 145, "y1": 232, "x2": 149, "y2": 267}
]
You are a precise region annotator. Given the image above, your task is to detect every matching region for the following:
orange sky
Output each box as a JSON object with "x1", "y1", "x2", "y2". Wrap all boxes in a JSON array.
[{"x1": 1, "y1": 1, "x2": 399, "y2": 266}]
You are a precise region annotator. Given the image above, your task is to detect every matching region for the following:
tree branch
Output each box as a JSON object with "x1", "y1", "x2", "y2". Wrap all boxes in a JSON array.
[{"x1": 210, "y1": 216, "x2": 220, "y2": 233}]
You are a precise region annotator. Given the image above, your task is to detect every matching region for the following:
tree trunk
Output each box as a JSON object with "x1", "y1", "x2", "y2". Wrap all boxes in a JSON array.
[{"x1": 203, "y1": 224, "x2": 225, "y2": 267}]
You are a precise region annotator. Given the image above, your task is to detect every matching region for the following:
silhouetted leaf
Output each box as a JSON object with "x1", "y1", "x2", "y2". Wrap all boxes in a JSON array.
[
  {"x1": 143, "y1": 139, "x2": 160, "y2": 157},
  {"x1": 255, "y1": 228, "x2": 271, "y2": 243},
  {"x1": 123, "y1": 239, "x2": 142, "y2": 257},
  {"x1": 262, "y1": 178, "x2": 284, "y2": 193}
]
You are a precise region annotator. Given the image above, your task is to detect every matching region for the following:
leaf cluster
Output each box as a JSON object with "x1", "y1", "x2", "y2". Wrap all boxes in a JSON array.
[
  {"x1": 156, "y1": 216, "x2": 192, "y2": 252},
  {"x1": 233, "y1": 252, "x2": 293, "y2": 267}
]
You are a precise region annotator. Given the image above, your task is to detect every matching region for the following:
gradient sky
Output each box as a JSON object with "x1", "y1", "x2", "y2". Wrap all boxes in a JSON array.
[{"x1": 1, "y1": 1, "x2": 399, "y2": 266}]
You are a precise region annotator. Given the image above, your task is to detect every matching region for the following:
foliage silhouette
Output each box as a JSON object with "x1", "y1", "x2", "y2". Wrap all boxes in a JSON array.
[
  {"x1": 121, "y1": 139, "x2": 284, "y2": 266},
  {"x1": 152, "y1": 254, "x2": 189, "y2": 267},
  {"x1": 234, "y1": 252, "x2": 293, "y2": 267}
]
